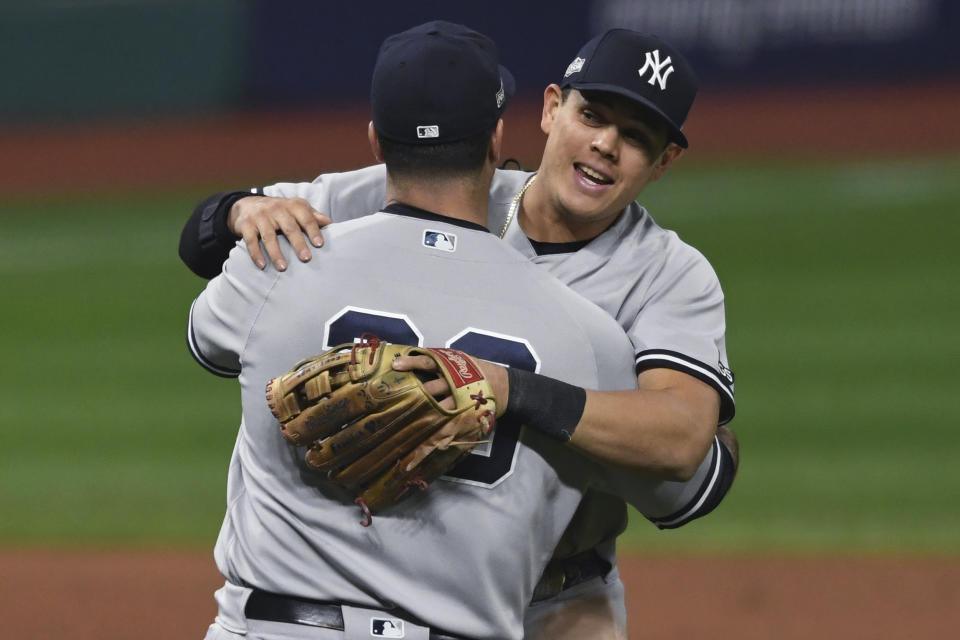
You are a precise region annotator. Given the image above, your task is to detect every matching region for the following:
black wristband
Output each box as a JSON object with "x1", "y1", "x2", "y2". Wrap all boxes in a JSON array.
[
  {"x1": 204, "y1": 190, "x2": 258, "y2": 247},
  {"x1": 505, "y1": 368, "x2": 586, "y2": 441},
  {"x1": 180, "y1": 190, "x2": 259, "y2": 279}
]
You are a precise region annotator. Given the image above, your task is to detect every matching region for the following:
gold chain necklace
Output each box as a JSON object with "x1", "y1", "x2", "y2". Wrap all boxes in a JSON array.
[{"x1": 499, "y1": 173, "x2": 537, "y2": 239}]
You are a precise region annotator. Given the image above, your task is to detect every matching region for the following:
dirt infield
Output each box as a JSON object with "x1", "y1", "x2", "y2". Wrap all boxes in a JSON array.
[{"x1": 2, "y1": 548, "x2": 957, "y2": 639}]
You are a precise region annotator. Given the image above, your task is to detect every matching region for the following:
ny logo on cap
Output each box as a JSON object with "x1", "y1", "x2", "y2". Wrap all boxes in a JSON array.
[
  {"x1": 417, "y1": 125, "x2": 440, "y2": 139},
  {"x1": 638, "y1": 50, "x2": 674, "y2": 90}
]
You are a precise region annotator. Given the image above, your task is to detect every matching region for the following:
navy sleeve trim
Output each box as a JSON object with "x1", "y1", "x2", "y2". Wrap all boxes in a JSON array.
[
  {"x1": 635, "y1": 349, "x2": 735, "y2": 425},
  {"x1": 649, "y1": 435, "x2": 734, "y2": 529},
  {"x1": 186, "y1": 302, "x2": 240, "y2": 379}
]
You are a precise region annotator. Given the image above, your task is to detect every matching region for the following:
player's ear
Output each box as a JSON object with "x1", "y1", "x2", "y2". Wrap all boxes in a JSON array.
[
  {"x1": 541, "y1": 84, "x2": 563, "y2": 135},
  {"x1": 368, "y1": 122, "x2": 384, "y2": 163},
  {"x1": 651, "y1": 143, "x2": 684, "y2": 181},
  {"x1": 488, "y1": 119, "x2": 504, "y2": 165}
]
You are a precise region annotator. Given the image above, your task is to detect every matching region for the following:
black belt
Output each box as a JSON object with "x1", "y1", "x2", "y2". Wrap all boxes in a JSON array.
[
  {"x1": 245, "y1": 590, "x2": 464, "y2": 639},
  {"x1": 531, "y1": 549, "x2": 613, "y2": 603}
]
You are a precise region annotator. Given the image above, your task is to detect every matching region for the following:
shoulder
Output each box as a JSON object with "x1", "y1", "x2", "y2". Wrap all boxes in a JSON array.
[
  {"x1": 530, "y1": 269, "x2": 636, "y2": 379},
  {"x1": 318, "y1": 164, "x2": 387, "y2": 187},
  {"x1": 487, "y1": 169, "x2": 535, "y2": 234},
  {"x1": 621, "y1": 204, "x2": 723, "y2": 294},
  {"x1": 259, "y1": 165, "x2": 387, "y2": 215},
  {"x1": 490, "y1": 168, "x2": 534, "y2": 196},
  {"x1": 270, "y1": 164, "x2": 384, "y2": 191},
  {"x1": 307, "y1": 211, "x2": 389, "y2": 242}
]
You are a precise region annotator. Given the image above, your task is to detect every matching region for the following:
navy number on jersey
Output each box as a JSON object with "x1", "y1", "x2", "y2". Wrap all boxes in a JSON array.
[
  {"x1": 324, "y1": 310, "x2": 540, "y2": 488},
  {"x1": 324, "y1": 307, "x2": 423, "y2": 347}
]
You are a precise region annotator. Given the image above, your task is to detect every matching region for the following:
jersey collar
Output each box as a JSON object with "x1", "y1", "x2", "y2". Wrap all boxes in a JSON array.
[
  {"x1": 528, "y1": 237, "x2": 593, "y2": 255},
  {"x1": 383, "y1": 202, "x2": 491, "y2": 233}
]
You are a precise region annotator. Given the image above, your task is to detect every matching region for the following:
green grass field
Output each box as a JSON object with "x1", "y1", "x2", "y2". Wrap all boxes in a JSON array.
[{"x1": 2, "y1": 156, "x2": 958, "y2": 554}]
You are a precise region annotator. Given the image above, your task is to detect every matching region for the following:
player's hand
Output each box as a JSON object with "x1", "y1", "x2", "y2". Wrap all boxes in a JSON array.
[
  {"x1": 228, "y1": 196, "x2": 332, "y2": 271},
  {"x1": 392, "y1": 353, "x2": 509, "y2": 416}
]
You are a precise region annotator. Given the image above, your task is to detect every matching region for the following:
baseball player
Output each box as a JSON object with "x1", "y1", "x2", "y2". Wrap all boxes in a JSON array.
[
  {"x1": 190, "y1": 22, "x2": 690, "y2": 640},
  {"x1": 182, "y1": 28, "x2": 738, "y2": 639}
]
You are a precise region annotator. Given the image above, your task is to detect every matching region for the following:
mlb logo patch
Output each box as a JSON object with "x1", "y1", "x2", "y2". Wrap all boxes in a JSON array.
[
  {"x1": 423, "y1": 230, "x2": 456, "y2": 252},
  {"x1": 370, "y1": 617, "x2": 405, "y2": 637},
  {"x1": 416, "y1": 125, "x2": 439, "y2": 139}
]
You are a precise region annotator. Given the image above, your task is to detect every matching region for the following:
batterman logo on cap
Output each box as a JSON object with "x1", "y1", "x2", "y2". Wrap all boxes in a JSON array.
[
  {"x1": 564, "y1": 56, "x2": 585, "y2": 77},
  {"x1": 638, "y1": 49, "x2": 674, "y2": 90},
  {"x1": 496, "y1": 78, "x2": 505, "y2": 108},
  {"x1": 416, "y1": 125, "x2": 440, "y2": 139},
  {"x1": 423, "y1": 229, "x2": 456, "y2": 252},
  {"x1": 370, "y1": 617, "x2": 404, "y2": 637}
]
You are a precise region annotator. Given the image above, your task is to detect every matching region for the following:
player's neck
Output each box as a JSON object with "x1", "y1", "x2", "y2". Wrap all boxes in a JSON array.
[{"x1": 385, "y1": 177, "x2": 490, "y2": 228}]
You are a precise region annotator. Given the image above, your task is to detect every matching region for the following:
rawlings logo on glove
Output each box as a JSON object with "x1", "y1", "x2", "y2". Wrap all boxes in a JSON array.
[{"x1": 265, "y1": 335, "x2": 496, "y2": 525}]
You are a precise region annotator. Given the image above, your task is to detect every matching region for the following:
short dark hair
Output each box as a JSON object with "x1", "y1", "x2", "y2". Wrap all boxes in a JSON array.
[{"x1": 377, "y1": 127, "x2": 494, "y2": 180}]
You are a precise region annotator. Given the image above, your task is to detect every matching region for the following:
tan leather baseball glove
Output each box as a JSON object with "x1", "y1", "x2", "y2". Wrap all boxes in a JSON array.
[{"x1": 266, "y1": 335, "x2": 496, "y2": 525}]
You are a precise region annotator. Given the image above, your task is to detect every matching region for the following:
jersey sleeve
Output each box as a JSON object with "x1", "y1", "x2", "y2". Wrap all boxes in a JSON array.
[
  {"x1": 259, "y1": 164, "x2": 387, "y2": 223},
  {"x1": 630, "y1": 246, "x2": 736, "y2": 424},
  {"x1": 187, "y1": 244, "x2": 281, "y2": 377},
  {"x1": 645, "y1": 435, "x2": 737, "y2": 529},
  {"x1": 590, "y1": 435, "x2": 736, "y2": 529}
]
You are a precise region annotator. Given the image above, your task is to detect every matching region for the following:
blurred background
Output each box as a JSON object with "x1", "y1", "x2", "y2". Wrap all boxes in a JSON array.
[{"x1": 1, "y1": 1, "x2": 958, "y2": 638}]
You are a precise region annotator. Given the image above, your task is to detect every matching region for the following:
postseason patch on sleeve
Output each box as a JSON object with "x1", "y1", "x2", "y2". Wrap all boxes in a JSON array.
[{"x1": 427, "y1": 348, "x2": 483, "y2": 388}]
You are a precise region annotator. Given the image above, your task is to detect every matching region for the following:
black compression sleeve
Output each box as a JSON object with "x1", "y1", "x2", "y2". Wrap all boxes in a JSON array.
[
  {"x1": 178, "y1": 190, "x2": 257, "y2": 279},
  {"x1": 505, "y1": 368, "x2": 587, "y2": 441}
]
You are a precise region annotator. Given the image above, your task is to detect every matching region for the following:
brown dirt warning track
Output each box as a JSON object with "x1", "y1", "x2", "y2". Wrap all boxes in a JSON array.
[{"x1": 1, "y1": 549, "x2": 958, "y2": 639}]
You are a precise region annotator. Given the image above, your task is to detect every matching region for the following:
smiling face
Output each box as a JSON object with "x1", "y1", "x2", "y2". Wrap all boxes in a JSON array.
[{"x1": 533, "y1": 85, "x2": 684, "y2": 237}]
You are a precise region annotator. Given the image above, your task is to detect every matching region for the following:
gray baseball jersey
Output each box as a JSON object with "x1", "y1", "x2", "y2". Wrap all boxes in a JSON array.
[
  {"x1": 188, "y1": 204, "x2": 639, "y2": 640},
  {"x1": 261, "y1": 164, "x2": 736, "y2": 528}
]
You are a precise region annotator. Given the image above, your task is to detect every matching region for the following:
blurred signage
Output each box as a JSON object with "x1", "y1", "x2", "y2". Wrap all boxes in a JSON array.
[
  {"x1": 589, "y1": 0, "x2": 957, "y2": 84},
  {"x1": 3, "y1": 0, "x2": 957, "y2": 124}
]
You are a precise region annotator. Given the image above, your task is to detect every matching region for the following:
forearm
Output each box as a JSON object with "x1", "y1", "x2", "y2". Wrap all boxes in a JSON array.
[
  {"x1": 179, "y1": 190, "x2": 253, "y2": 278},
  {"x1": 569, "y1": 387, "x2": 717, "y2": 480},
  {"x1": 504, "y1": 367, "x2": 719, "y2": 481}
]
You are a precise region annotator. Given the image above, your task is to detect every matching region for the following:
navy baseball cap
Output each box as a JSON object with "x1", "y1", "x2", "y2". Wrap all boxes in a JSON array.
[
  {"x1": 371, "y1": 21, "x2": 515, "y2": 145},
  {"x1": 560, "y1": 29, "x2": 698, "y2": 148}
]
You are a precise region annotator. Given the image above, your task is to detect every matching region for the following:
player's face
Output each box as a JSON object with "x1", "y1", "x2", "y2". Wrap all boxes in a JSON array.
[{"x1": 538, "y1": 86, "x2": 680, "y2": 232}]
